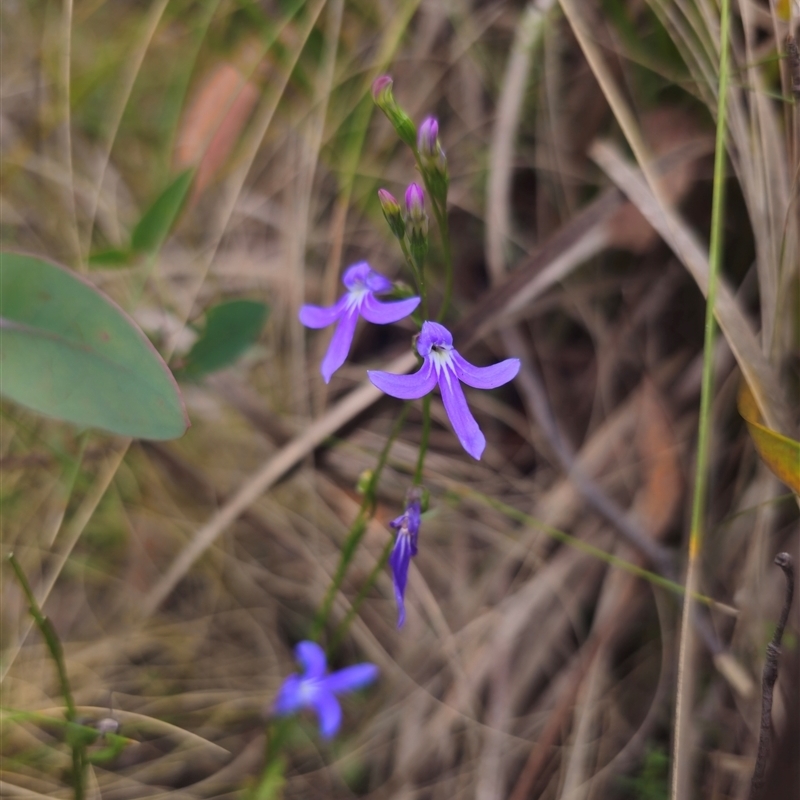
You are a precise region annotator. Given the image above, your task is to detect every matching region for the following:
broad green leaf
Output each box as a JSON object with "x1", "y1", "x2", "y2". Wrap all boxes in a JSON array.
[
  {"x1": 0, "y1": 252, "x2": 189, "y2": 439},
  {"x1": 178, "y1": 299, "x2": 268, "y2": 379},
  {"x1": 739, "y1": 381, "x2": 800, "y2": 494},
  {"x1": 131, "y1": 169, "x2": 194, "y2": 253}
]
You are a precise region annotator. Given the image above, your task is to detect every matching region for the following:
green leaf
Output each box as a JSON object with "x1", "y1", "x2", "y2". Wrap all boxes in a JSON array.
[
  {"x1": 0, "y1": 252, "x2": 189, "y2": 439},
  {"x1": 131, "y1": 169, "x2": 194, "y2": 253},
  {"x1": 178, "y1": 299, "x2": 268, "y2": 379},
  {"x1": 739, "y1": 381, "x2": 800, "y2": 495},
  {"x1": 88, "y1": 248, "x2": 132, "y2": 267}
]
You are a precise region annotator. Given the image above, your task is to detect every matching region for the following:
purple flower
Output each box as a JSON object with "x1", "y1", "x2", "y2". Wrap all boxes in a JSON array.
[
  {"x1": 368, "y1": 321, "x2": 520, "y2": 459},
  {"x1": 389, "y1": 499, "x2": 421, "y2": 628},
  {"x1": 299, "y1": 262, "x2": 420, "y2": 383},
  {"x1": 273, "y1": 641, "x2": 379, "y2": 739}
]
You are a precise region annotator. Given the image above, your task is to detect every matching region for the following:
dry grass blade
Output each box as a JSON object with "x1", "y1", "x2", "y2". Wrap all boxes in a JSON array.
[
  {"x1": 589, "y1": 139, "x2": 795, "y2": 438},
  {"x1": 140, "y1": 351, "x2": 417, "y2": 617}
]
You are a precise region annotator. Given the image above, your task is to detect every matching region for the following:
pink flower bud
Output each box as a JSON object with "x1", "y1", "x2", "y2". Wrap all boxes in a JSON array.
[
  {"x1": 417, "y1": 117, "x2": 439, "y2": 158},
  {"x1": 405, "y1": 183, "x2": 425, "y2": 221},
  {"x1": 372, "y1": 75, "x2": 393, "y2": 103}
]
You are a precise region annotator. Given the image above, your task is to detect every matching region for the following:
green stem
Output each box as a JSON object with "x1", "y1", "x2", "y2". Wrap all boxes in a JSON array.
[
  {"x1": 308, "y1": 404, "x2": 409, "y2": 640},
  {"x1": 329, "y1": 537, "x2": 395, "y2": 653},
  {"x1": 413, "y1": 394, "x2": 431, "y2": 486},
  {"x1": 432, "y1": 202, "x2": 453, "y2": 322},
  {"x1": 398, "y1": 235, "x2": 424, "y2": 305},
  {"x1": 9, "y1": 554, "x2": 84, "y2": 800},
  {"x1": 671, "y1": 0, "x2": 730, "y2": 795}
]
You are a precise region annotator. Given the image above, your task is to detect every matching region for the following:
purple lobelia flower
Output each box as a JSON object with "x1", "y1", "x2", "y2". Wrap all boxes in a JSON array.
[
  {"x1": 273, "y1": 641, "x2": 379, "y2": 739},
  {"x1": 368, "y1": 321, "x2": 520, "y2": 460},
  {"x1": 299, "y1": 262, "x2": 420, "y2": 383},
  {"x1": 389, "y1": 498, "x2": 421, "y2": 628}
]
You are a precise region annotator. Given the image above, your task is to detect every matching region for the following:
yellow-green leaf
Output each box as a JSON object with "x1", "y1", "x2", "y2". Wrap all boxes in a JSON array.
[{"x1": 738, "y1": 381, "x2": 800, "y2": 494}]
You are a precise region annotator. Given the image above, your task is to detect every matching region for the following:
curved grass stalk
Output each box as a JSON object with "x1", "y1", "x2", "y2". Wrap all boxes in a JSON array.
[{"x1": 671, "y1": 0, "x2": 732, "y2": 795}]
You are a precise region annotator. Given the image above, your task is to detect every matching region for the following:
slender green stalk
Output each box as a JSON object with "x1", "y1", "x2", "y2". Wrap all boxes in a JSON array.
[
  {"x1": 308, "y1": 404, "x2": 410, "y2": 640},
  {"x1": 451, "y1": 485, "x2": 733, "y2": 614},
  {"x1": 671, "y1": 0, "x2": 731, "y2": 796},
  {"x1": 413, "y1": 394, "x2": 431, "y2": 486},
  {"x1": 8, "y1": 554, "x2": 84, "y2": 800},
  {"x1": 431, "y1": 202, "x2": 454, "y2": 322},
  {"x1": 329, "y1": 537, "x2": 395, "y2": 652}
]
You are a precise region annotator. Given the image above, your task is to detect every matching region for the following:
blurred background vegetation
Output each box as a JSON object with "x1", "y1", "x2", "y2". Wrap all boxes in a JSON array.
[{"x1": 1, "y1": 0, "x2": 798, "y2": 797}]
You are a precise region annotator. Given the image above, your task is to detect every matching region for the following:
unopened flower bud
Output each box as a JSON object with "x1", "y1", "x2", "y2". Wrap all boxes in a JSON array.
[
  {"x1": 378, "y1": 188, "x2": 405, "y2": 240},
  {"x1": 417, "y1": 117, "x2": 439, "y2": 160},
  {"x1": 416, "y1": 116, "x2": 448, "y2": 207},
  {"x1": 371, "y1": 75, "x2": 417, "y2": 148},
  {"x1": 405, "y1": 183, "x2": 426, "y2": 225},
  {"x1": 356, "y1": 468, "x2": 373, "y2": 495},
  {"x1": 404, "y1": 183, "x2": 428, "y2": 267}
]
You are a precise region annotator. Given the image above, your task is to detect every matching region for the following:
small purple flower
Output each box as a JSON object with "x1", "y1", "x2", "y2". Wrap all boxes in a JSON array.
[
  {"x1": 299, "y1": 262, "x2": 420, "y2": 383},
  {"x1": 368, "y1": 321, "x2": 520, "y2": 460},
  {"x1": 389, "y1": 499, "x2": 421, "y2": 628},
  {"x1": 273, "y1": 641, "x2": 379, "y2": 739}
]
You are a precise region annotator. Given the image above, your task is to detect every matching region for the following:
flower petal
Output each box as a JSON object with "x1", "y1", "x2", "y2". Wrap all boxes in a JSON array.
[
  {"x1": 324, "y1": 663, "x2": 380, "y2": 695},
  {"x1": 299, "y1": 295, "x2": 347, "y2": 329},
  {"x1": 416, "y1": 320, "x2": 452, "y2": 357},
  {"x1": 295, "y1": 641, "x2": 326, "y2": 679},
  {"x1": 389, "y1": 535, "x2": 414, "y2": 627},
  {"x1": 311, "y1": 690, "x2": 342, "y2": 739},
  {"x1": 452, "y1": 352, "x2": 520, "y2": 390},
  {"x1": 359, "y1": 293, "x2": 420, "y2": 324},
  {"x1": 273, "y1": 674, "x2": 304, "y2": 715},
  {"x1": 320, "y1": 309, "x2": 358, "y2": 383},
  {"x1": 368, "y1": 359, "x2": 437, "y2": 399},
  {"x1": 439, "y1": 373, "x2": 486, "y2": 459},
  {"x1": 342, "y1": 262, "x2": 372, "y2": 289}
]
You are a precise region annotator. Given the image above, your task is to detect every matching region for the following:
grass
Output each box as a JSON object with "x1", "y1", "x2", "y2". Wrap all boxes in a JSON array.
[{"x1": 1, "y1": 0, "x2": 798, "y2": 798}]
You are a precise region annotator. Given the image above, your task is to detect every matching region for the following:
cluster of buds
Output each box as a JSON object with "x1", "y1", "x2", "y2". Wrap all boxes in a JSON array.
[{"x1": 377, "y1": 183, "x2": 429, "y2": 272}]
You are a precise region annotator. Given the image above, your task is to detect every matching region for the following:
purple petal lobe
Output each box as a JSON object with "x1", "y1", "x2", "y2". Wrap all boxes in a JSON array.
[
  {"x1": 299, "y1": 297, "x2": 346, "y2": 329},
  {"x1": 295, "y1": 641, "x2": 326, "y2": 679},
  {"x1": 324, "y1": 663, "x2": 379, "y2": 695},
  {"x1": 364, "y1": 270, "x2": 393, "y2": 294},
  {"x1": 417, "y1": 321, "x2": 453, "y2": 356},
  {"x1": 368, "y1": 359, "x2": 437, "y2": 399},
  {"x1": 321, "y1": 309, "x2": 358, "y2": 383},
  {"x1": 311, "y1": 690, "x2": 342, "y2": 739},
  {"x1": 439, "y1": 372, "x2": 486, "y2": 459},
  {"x1": 342, "y1": 262, "x2": 373, "y2": 289},
  {"x1": 389, "y1": 535, "x2": 414, "y2": 627},
  {"x1": 360, "y1": 294, "x2": 420, "y2": 324},
  {"x1": 273, "y1": 675, "x2": 303, "y2": 715},
  {"x1": 452, "y1": 352, "x2": 520, "y2": 390}
]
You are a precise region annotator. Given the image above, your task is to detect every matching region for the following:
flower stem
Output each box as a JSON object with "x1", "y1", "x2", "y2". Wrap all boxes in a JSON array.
[
  {"x1": 413, "y1": 394, "x2": 431, "y2": 486},
  {"x1": 308, "y1": 404, "x2": 410, "y2": 641},
  {"x1": 8, "y1": 553, "x2": 84, "y2": 800},
  {"x1": 329, "y1": 537, "x2": 395, "y2": 653},
  {"x1": 671, "y1": 0, "x2": 730, "y2": 791}
]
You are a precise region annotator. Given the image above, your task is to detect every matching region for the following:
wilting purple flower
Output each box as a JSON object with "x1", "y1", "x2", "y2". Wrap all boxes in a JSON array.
[
  {"x1": 273, "y1": 641, "x2": 379, "y2": 739},
  {"x1": 389, "y1": 498, "x2": 421, "y2": 628},
  {"x1": 299, "y1": 262, "x2": 420, "y2": 383},
  {"x1": 368, "y1": 321, "x2": 520, "y2": 459}
]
